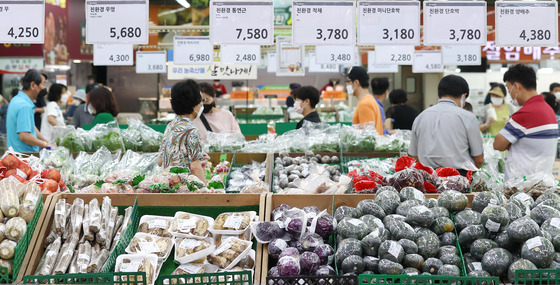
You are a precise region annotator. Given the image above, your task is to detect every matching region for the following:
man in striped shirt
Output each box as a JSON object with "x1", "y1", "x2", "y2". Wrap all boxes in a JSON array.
[{"x1": 494, "y1": 64, "x2": 559, "y2": 180}]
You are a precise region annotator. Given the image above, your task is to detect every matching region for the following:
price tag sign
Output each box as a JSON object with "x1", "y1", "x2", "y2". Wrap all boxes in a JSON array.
[
  {"x1": 86, "y1": 0, "x2": 149, "y2": 44},
  {"x1": 412, "y1": 51, "x2": 444, "y2": 73},
  {"x1": 267, "y1": 52, "x2": 277, "y2": 73},
  {"x1": 308, "y1": 52, "x2": 339, "y2": 73},
  {"x1": 0, "y1": 0, "x2": 45, "y2": 44},
  {"x1": 495, "y1": 1, "x2": 558, "y2": 47},
  {"x1": 375, "y1": 45, "x2": 414, "y2": 65},
  {"x1": 357, "y1": 1, "x2": 420, "y2": 45},
  {"x1": 315, "y1": 45, "x2": 355, "y2": 64},
  {"x1": 292, "y1": 1, "x2": 355, "y2": 45},
  {"x1": 136, "y1": 51, "x2": 167, "y2": 74},
  {"x1": 442, "y1": 45, "x2": 481, "y2": 65},
  {"x1": 423, "y1": 1, "x2": 486, "y2": 45},
  {"x1": 174, "y1": 36, "x2": 213, "y2": 65},
  {"x1": 210, "y1": 0, "x2": 273, "y2": 45},
  {"x1": 367, "y1": 51, "x2": 398, "y2": 73},
  {"x1": 220, "y1": 45, "x2": 261, "y2": 64},
  {"x1": 93, "y1": 44, "x2": 133, "y2": 66}
]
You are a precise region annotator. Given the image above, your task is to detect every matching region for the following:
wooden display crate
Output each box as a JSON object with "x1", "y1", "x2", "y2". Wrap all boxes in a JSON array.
[{"x1": 21, "y1": 193, "x2": 267, "y2": 284}]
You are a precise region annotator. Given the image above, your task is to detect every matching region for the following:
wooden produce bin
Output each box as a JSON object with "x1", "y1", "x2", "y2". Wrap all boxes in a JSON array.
[
  {"x1": 227, "y1": 153, "x2": 273, "y2": 193},
  {"x1": 22, "y1": 193, "x2": 267, "y2": 285},
  {"x1": 259, "y1": 194, "x2": 335, "y2": 285}
]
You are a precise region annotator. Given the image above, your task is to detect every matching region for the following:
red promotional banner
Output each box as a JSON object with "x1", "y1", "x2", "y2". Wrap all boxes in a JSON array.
[{"x1": 44, "y1": 0, "x2": 69, "y2": 65}]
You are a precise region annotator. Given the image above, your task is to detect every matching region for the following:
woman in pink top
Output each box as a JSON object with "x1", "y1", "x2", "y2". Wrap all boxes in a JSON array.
[{"x1": 194, "y1": 82, "x2": 241, "y2": 143}]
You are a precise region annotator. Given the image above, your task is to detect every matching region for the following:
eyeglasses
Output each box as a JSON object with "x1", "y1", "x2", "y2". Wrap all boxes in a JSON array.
[{"x1": 202, "y1": 98, "x2": 212, "y2": 103}]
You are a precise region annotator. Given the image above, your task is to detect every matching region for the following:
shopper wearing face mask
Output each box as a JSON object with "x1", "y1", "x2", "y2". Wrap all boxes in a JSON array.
[
  {"x1": 494, "y1": 64, "x2": 559, "y2": 180},
  {"x1": 87, "y1": 87, "x2": 119, "y2": 126},
  {"x1": 409, "y1": 75, "x2": 483, "y2": 176},
  {"x1": 193, "y1": 82, "x2": 241, "y2": 143},
  {"x1": 72, "y1": 85, "x2": 97, "y2": 128},
  {"x1": 6, "y1": 69, "x2": 53, "y2": 152},
  {"x1": 65, "y1": 90, "x2": 86, "y2": 121},
  {"x1": 159, "y1": 79, "x2": 206, "y2": 183},
  {"x1": 293, "y1": 86, "x2": 321, "y2": 129},
  {"x1": 479, "y1": 85, "x2": 514, "y2": 136},
  {"x1": 549, "y1": 83, "x2": 560, "y2": 116},
  {"x1": 41, "y1": 83, "x2": 67, "y2": 142},
  {"x1": 347, "y1": 66, "x2": 384, "y2": 135}
]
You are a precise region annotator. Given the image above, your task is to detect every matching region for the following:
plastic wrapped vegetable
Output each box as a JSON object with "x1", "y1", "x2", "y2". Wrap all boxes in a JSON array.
[
  {"x1": 111, "y1": 207, "x2": 133, "y2": 252},
  {"x1": 5, "y1": 217, "x2": 26, "y2": 242},
  {"x1": 90, "y1": 122, "x2": 126, "y2": 152},
  {"x1": 89, "y1": 199, "x2": 101, "y2": 233},
  {"x1": 87, "y1": 248, "x2": 109, "y2": 273},
  {"x1": 54, "y1": 198, "x2": 67, "y2": 235},
  {"x1": 277, "y1": 256, "x2": 301, "y2": 276},
  {"x1": 77, "y1": 241, "x2": 92, "y2": 273},
  {"x1": 115, "y1": 254, "x2": 157, "y2": 285},
  {"x1": 69, "y1": 198, "x2": 85, "y2": 239},
  {"x1": 0, "y1": 223, "x2": 4, "y2": 242},
  {"x1": 0, "y1": 180, "x2": 19, "y2": 217},
  {"x1": 0, "y1": 240, "x2": 16, "y2": 259},
  {"x1": 340, "y1": 124, "x2": 377, "y2": 153},
  {"x1": 251, "y1": 222, "x2": 284, "y2": 243},
  {"x1": 53, "y1": 233, "x2": 79, "y2": 274},
  {"x1": 19, "y1": 183, "x2": 41, "y2": 222},
  {"x1": 35, "y1": 237, "x2": 62, "y2": 275}
]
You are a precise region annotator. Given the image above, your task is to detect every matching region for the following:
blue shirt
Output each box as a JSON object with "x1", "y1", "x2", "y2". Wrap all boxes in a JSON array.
[
  {"x1": 374, "y1": 97, "x2": 389, "y2": 135},
  {"x1": 7, "y1": 91, "x2": 39, "y2": 152}
]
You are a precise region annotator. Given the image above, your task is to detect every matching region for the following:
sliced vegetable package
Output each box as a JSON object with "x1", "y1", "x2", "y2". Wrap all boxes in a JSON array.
[
  {"x1": 115, "y1": 253, "x2": 158, "y2": 285},
  {"x1": 169, "y1": 212, "x2": 214, "y2": 239},
  {"x1": 208, "y1": 237, "x2": 252, "y2": 270},
  {"x1": 210, "y1": 211, "x2": 257, "y2": 235},
  {"x1": 138, "y1": 215, "x2": 174, "y2": 237},
  {"x1": 174, "y1": 237, "x2": 215, "y2": 264},
  {"x1": 126, "y1": 232, "x2": 173, "y2": 261}
]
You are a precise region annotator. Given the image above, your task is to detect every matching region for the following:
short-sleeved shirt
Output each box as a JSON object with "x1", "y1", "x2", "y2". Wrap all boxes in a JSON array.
[
  {"x1": 409, "y1": 99, "x2": 483, "y2": 170},
  {"x1": 374, "y1": 97, "x2": 389, "y2": 135},
  {"x1": 41, "y1": 101, "x2": 66, "y2": 142},
  {"x1": 499, "y1": 95, "x2": 559, "y2": 180},
  {"x1": 386, "y1": 104, "x2": 418, "y2": 130},
  {"x1": 352, "y1": 95, "x2": 384, "y2": 135},
  {"x1": 6, "y1": 91, "x2": 39, "y2": 152},
  {"x1": 159, "y1": 115, "x2": 204, "y2": 169}
]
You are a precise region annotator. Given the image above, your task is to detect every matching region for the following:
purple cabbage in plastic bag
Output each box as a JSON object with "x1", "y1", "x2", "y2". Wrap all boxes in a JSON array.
[
  {"x1": 300, "y1": 252, "x2": 321, "y2": 275},
  {"x1": 300, "y1": 233, "x2": 324, "y2": 252},
  {"x1": 268, "y1": 266, "x2": 280, "y2": 277},
  {"x1": 314, "y1": 213, "x2": 336, "y2": 237},
  {"x1": 269, "y1": 238, "x2": 289, "y2": 259},
  {"x1": 277, "y1": 256, "x2": 301, "y2": 276},
  {"x1": 255, "y1": 222, "x2": 285, "y2": 242},
  {"x1": 314, "y1": 244, "x2": 334, "y2": 265},
  {"x1": 279, "y1": 247, "x2": 300, "y2": 260},
  {"x1": 315, "y1": 265, "x2": 335, "y2": 276},
  {"x1": 272, "y1": 204, "x2": 292, "y2": 222}
]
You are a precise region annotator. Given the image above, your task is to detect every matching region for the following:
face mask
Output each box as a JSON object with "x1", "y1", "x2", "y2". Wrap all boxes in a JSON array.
[
  {"x1": 88, "y1": 104, "x2": 96, "y2": 115},
  {"x1": 203, "y1": 102, "x2": 215, "y2": 113},
  {"x1": 195, "y1": 105, "x2": 204, "y2": 120},
  {"x1": 554, "y1": 92, "x2": 560, "y2": 101},
  {"x1": 346, "y1": 84, "x2": 354, "y2": 96},
  {"x1": 294, "y1": 100, "x2": 304, "y2": 114},
  {"x1": 509, "y1": 85, "x2": 519, "y2": 106},
  {"x1": 460, "y1": 94, "x2": 466, "y2": 108},
  {"x1": 491, "y1": 97, "x2": 504, "y2": 106},
  {"x1": 73, "y1": 100, "x2": 81, "y2": 106}
]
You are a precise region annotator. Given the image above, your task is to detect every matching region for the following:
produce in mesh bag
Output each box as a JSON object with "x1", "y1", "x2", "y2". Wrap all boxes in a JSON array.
[
  {"x1": 0, "y1": 240, "x2": 16, "y2": 259},
  {"x1": 138, "y1": 216, "x2": 173, "y2": 237},
  {"x1": 208, "y1": 238, "x2": 250, "y2": 269},
  {"x1": 53, "y1": 233, "x2": 79, "y2": 274},
  {"x1": 77, "y1": 241, "x2": 92, "y2": 273},
  {"x1": 127, "y1": 233, "x2": 173, "y2": 259},
  {"x1": 212, "y1": 212, "x2": 254, "y2": 232},
  {"x1": 35, "y1": 236, "x2": 62, "y2": 275},
  {"x1": 0, "y1": 179, "x2": 19, "y2": 217},
  {"x1": 0, "y1": 259, "x2": 12, "y2": 276},
  {"x1": 5, "y1": 217, "x2": 26, "y2": 242},
  {"x1": 170, "y1": 212, "x2": 212, "y2": 238},
  {"x1": 277, "y1": 256, "x2": 300, "y2": 276},
  {"x1": 115, "y1": 254, "x2": 157, "y2": 285}
]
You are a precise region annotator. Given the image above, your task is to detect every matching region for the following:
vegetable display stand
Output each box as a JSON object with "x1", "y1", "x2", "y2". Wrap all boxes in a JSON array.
[
  {"x1": 358, "y1": 274, "x2": 499, "y2": 284},
  {"x1": 515, "y1": 269, "x2": 560, "y2": 284},
  {"x1": 4, "y1": 192, "x2": 47, "y2": 282},
  {"x1": 24, "y1": 272, "x2": 147, "y2": 285},
  {"x1": 333, "y1": 194, "x2": 475, "y2": 208},
  {"x1": 160, "y1": 270, "x2": 252, "y2": 285},
  {"x1": 260, "y1": 193, "x2": 336, "y2": 285},
  {"x1": 266, "y1": 275, "x2": 358, "y2": 285},
  {"x1": 225, "y1": 153, "x2": 273, "y2": 193}
]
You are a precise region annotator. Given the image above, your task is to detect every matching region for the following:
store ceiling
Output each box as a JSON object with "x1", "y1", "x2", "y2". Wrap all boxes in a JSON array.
[{"x1": 150, "y1": 0, "x2": 500, "y2": 6}]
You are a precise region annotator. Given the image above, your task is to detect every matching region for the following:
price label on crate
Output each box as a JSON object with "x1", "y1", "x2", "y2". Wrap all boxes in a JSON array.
[
  {"x1": 441, "y1": 45, "x2": 481, "y2": 65},
  {"x1": 308, "y1": 53, "x2": 339, "y2": 73},
  {"x1": 0, "y1": 0, "x2": 45, "y2": 44},
  {"x1": 86, "y1": 0, "x2": 148, "y2": 44},
  {"x1": 367, "y1": 51, "x2": 398, "y2": 73},
  {"x1": 375, "y1": 45, "x2": 414, "y2": 65},
  {"x1": 357, "y1": 1, "x2": 420, "y2": 45},
  {"x1": 292, "y1": 1, "x2": 356, "y2": 45},
  {"x1": 93, "y1": 44, "x2": 133, "y2": 66},
  {"x1": 495, "y1": 1, "x2": 558, "y2": 47},
  {"x1": 412, "y1": 51, "x2": 444, "y2": 73},
  {"x1": 136, "y1": 51, "x2": 167, "y2": 73},
  {"x1": 423, "y1": 1, "x2": 486, "y2": 45},
  {"x1": 174, "y1": 36, "x2": 214, "y2": 65},
  {"x1": 210, "y1": 0, "x2": 273, "y2": 45},
  {"x1": 220, "y1": 45, "x2": 261, "y2": 64},
  {"x1": 315, "y1": 45, "x2": 355, "y2": 64}
]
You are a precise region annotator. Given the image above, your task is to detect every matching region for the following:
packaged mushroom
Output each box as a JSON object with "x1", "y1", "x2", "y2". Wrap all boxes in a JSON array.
[
  {"x1": 210, "y1": 211, "x2": 257, "y2": 235},
  {"x1": 214, "y1": 232, "x2": 251, "y2": 247},
  {"x1": 166, "y1": 264, "x2": 219, "y2": 285},
  {"x1": 126, "y1": 233, "x2": 173, "y2": 261},
  {"x1": 174, "y1": 237, "x2": 215, "y2": 264},
  {"x1": 208, "y1": 237, "x2": 252, "y2": 270},
  {"x1": 115, "y1": 253, "x2": 158, "y2": 285},
  {"x1": 169, "y1": 212, "x2": 214, "y2": 239},
  {"x1": 138, "y1": 215, "x2": 173, "y2": 237}
]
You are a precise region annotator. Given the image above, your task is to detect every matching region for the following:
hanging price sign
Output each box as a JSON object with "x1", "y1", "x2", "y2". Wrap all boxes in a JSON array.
[
  {"x1": 210, "y1": 0, "x2": 273, "y2": 45},
  {"x1": 412, "y1": 51, "x2": 444, "y2": 73},
  {"x1": 357, "y1": 1, "x2": 420, "y2": 45},
  {"x1": 441, "y1": 45, "x2": 481, "y2": 65},
  {"x1": 423, "y1": 1, "x2": 486, "y2": 45},
  {"x1": 136, "y1": 51, "x2": 167, "y2": 74},
  {"x1": 308, "y1": 53, "x2": 339, "y2": 73},
  {"x1": 315, "y1": 45, "x2": 355, "y2": 64},
  {"x1": 375, "y1": 45, "x2": 414, "y2": 65},
  {"x1": 93, "y1": 44, "x2": 133, "y2": 66},
  {"x1": 220, "y1": 45, "x2": 261, "y2": 64},
  {"x1": 367, "y1": 51, "x2": 398, "y2": 73},
  {"x1": 292, "y1": 1, "x2": 355, "y2": 45},
  {"x1": 86, "y1": 0, "x2": 148, "y2": 44},
  {"x1": 495, "y1": 1, "x2": 558, "y2": 47},
  {"x1": 174, "y1": 37, "x2": 214, "y2": 65},
  {"x1": 0, "y1": 0, "x2": 45, "y2": 44}
]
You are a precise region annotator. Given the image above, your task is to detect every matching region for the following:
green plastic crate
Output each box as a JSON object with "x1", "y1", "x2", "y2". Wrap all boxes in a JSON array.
[
  {"x1": 160, "y1": 270, "x2": 252, "y2": 285},
  {"x1": 24, "y1": 272, "x2": 147, "y2": 284},
  {"x1": 359, "y1": 274, "x2": 499, "y2": 284},
  {"x1": 102, "y1": 198, "x2": 140, "y2": 272},
  {"x1": 515, "y1": 268, "x2": 560, "y2": 284}
]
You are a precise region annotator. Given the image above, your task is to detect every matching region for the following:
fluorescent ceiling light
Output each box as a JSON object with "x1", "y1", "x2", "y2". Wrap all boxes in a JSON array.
[
  {"x1": 73, "y1": 60, "x2": 82, "y2": 64},
  {"x1": 175, "y1": 0, "x2": 190, "y2": 9}
]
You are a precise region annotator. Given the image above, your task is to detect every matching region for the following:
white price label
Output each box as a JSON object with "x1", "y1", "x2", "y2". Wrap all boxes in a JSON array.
[
  {"x1": 93, "y1": 44, "x2": 133, "y2": 66},
  {"x1": 551, "y1": 218, "x2": 560, "y2": 229},
  {"x1": 315, "y1": 45, "x2": 355, "y2": 64},
  {"x1": 357, "y1": 1, "x2": 420, "y2": 45},
  {"x1": 179, "y1": 239, "x2": 202, "y2": 250},
  {"x1": 174, "y1": 37, "x2": 213, "y2": 65},
  {"x1": 412, "y1": 51, "x2": 444, "y2": 73},
  {"x1": 423, "y1": 1, "x2": 487, "y2": 45},
  {"x1": 375, "y1": 45, "x2": 414, "y2": 65},
  {"x1": 136, "y1": 51, "x2": 167, "y2": 74},
  {"x1": 308, "y1": 53, "x2": 339, "y2": 73},
  {"x1": 220, "y1": 45, "x2": 261, "y2": 64},
  {"x1": 442, "y1": 45, "x2": 481, "y2": 66},
  {"x1": 0, "y1": 0, "x2": 45, "y2": 44},
  {"x1": 177, "y1": 218, "x2": 198, "y2": 231},
  {"x1": 292, "y1": 1, "x2": 356, "y2": 45},
  {"x1": 148, "y1": 219, "x2": 168, "y2": 229},
  {"x1": 472, "y1": 262, "x2": 482, "y2": 271},
  {"x1": 138, "y1": 241, "x2": 160, "y2": 254},
  {"x1": 367, "y1": 51, "x2": 398, "y2": 73},
  {"x1": 223, "y1": 215, "x2": 244, "y2": 230},
  {"x1": 267, "y1": 52, "x2": 277, "y2": 73},
  {"x1": 485, "y1": 219, "x2": 501, "y2": 232},
  {"x1": 210, "y1": 0, "x2": 273, "y2": 45},
  {"x1": 86, "y1": 0, "x2": 148, "y2": 44},
  {"x1": 495, "y1": 1, "x2": 558, "y2": 47},
  {"x1": 120, "y1": 261, "x2": 141, "y2": 272},
  {"x1": 526, "y1": 237, "x2": 542, "y2": 249}
]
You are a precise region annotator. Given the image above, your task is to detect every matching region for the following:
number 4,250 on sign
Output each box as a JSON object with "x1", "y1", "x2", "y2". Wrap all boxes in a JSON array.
[{"x1": 0, "y1": 0, "x2": 45, "y2": 44}]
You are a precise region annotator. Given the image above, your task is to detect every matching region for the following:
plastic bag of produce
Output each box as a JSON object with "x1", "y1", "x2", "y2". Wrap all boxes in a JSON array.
[
  {"x1": 375, "y1": 134, "x2": 407, "y2": 153},
  {"x1": 206, "y1": 131, "x2": 246, "y2": 153},
  {"x1": 54, "y1": 127, "x2": 92, "y2": 153},
  {"x1": 90, "y1": 121, "x2": 125, "y2": 152},
  {"x1": 0, "y1": 179, "x2": 19, "y2": 217},
  {"x1": 35, "y1": 236, "x2": 62, "y2": 275},
  {"x1": 340, "y1": 123, "x2": 376, "y2": 153},
  {"x1": 39, "y1": 147, "x2": 71, "y2": 169},
  {"x1": 116, "y1": 150, "x2": 159, "y2": 178},
  {"x1": 306, "y1": 123, "x2": 341, "y2": 153},
  {"x1": 503, "y1": 172, "x2": 558, "y2": 198},
  {"x1": 127, "y1": 118, "x2": 163, "y2": 152}
]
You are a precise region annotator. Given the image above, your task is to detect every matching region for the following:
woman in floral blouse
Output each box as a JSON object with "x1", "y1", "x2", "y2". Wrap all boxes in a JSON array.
[{"x1": 158, "y1": 79, "x2": 206, "y2": 183}]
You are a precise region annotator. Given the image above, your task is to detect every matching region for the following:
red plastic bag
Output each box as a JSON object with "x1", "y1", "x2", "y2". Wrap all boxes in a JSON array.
[
  {"x1": 395, "y1": 156, "x2": 416, "y2": 172},
  {"x1": 424, "y1": 181, "x2": 437, "y2": 193},
  {"x1": 354, "y1": 180, "x2": 379, "y2": 192},
  {"x1": 414, "y1": 162, "x2": 434, "y2": 174},
  {"x1": 435, "y1": 167, "x2": 460, "y2": 177}
]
